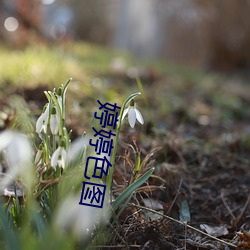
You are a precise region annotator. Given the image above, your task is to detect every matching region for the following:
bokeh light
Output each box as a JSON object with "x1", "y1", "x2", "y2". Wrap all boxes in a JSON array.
[
  {"x1": 4, "y1": 17, "x2": 19, "y2": 32},
  {"x1": 50, "y1": 24, "x2": 67, "y2": 40},
  {"x1": 41, "y1": 0, "x2": 55, "y2": 5}
]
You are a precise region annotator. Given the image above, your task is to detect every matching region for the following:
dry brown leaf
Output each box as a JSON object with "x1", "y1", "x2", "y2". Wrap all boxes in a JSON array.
[
  {"x1": 237, "y1": 231, "x2": 250, "y2": 248},
  {"x1": 143, "y1": 198, "x2": 164, "y2": 211}
]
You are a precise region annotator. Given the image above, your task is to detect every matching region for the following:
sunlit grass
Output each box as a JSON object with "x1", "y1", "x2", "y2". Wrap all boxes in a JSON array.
[
  {"x1": 0, "y1": 46, "x2": 65, "y2": 85},
  {"x1": 0, "y1": 42, "x2": 205, "y2": 87},
  {"x1": 0, "y1": 41, "x2": 248, "y2": 128},
  {"x1": 0, "y1": 44, "x2": 86, "y2": 86}
]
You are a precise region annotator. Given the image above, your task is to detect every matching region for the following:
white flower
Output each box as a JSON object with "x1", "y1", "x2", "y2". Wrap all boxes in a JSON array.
[
  {"x1": 67, "y1": 135, "x2": 89, "y2": 163},
  {"x1": 0, "y1": 130, "x2": 33, "y2": 190},
  {"x1": 54, "y1": 195, "x2": 109, "y2": 241},
  {"x1": 36, "y1": 104, "x2": 50, "y2": 133},
  {"x1": 50, "y1": 106, "x2": 59, "y2": 135},
  {"x1": 57, "y1": 95, "x2": 63, "y2": 111},
  {"x1": 122, "y1": 99, "x2": 144, "y2": 128},
  {"x1": 51, "y1": 145, "x2": 67, "y2": 169}
]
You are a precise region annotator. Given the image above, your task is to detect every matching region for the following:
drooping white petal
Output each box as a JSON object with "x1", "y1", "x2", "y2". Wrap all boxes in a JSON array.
[
  {"x1": 36, "y1": 113, "x2": 45, "y2": 133},
  {"x1": 50, "y1": 114, "x2": 59, "y2": 135},
  {"x1": 59, "y1": 148, "x2": 67, "y2": 169},
  {"x1": 5, "y1": 133, "x2": 32, "y2": 170},
  {"x1": 54, "y1": 195, "x2": 108, "y2": 240},
  {"x1": 122, "y1": 107, "x2": 129, "y2": 121},
  {"x1": 51, "y1": 147, "x2": 67, "y2": 169},
  {"x1": 128, "y1": 107, "x2": 136, "y2": 128},
  {"x1": 67, "y1": 135, "x2": 89, "y2": 163},
  {"x1": 44, "y1": 104, "x2": 49, "y2": 118},
  {"x1": 51, "y1": 147, "x2": 61, "y2": 168},
  {"x1": 41, "y1": 121, "x2": 48, "y2": 133},
  {"x1": 0, "y1": 130, "x2": 13, "y2": 151},
  {"x1": 36, "y1": 104, "x2": 50, "y2": 134},
  {"x1": 135, "y1": 108, "x2": 144, "y2": 125},
  {"x1": 57, "y1": 158, "x2": 64, "y2": 169},
  {"x1": 121, "y1": 101, "x2": 144, "y2": 128}
]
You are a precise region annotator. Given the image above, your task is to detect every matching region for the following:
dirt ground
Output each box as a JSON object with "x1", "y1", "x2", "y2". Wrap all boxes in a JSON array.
[
  {"x1": 105, "y1": 72, "x2": 250, "y2": 249},
  {"x1": 109, "y1": 125, "x2": 250, "y2": 249}
]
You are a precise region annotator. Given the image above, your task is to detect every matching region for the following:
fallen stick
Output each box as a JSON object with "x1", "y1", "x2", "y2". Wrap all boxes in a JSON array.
[{"x1": 129, "y1": 203, "x2": 237, "y2": 249}]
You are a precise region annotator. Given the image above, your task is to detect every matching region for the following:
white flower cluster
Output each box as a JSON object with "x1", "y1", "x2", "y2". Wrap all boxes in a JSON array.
[
  {"x1": 36, "y1": 93, "x2": 62, "y2": 135},
  {"x1": 35, "y1": 87, "x2": 68, "y2": 170}
]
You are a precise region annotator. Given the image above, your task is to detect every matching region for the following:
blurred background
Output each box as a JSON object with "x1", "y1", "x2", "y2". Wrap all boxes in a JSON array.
[
  {"x1": 0, "y1": 2, "x2": 250, "y2": 249},
  {"x1": 1, "y1": 0, "x2": 250, "y2": 72}
]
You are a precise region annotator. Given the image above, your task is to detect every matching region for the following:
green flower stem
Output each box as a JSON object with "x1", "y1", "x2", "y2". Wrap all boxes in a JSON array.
[
  {"x1": 61, "y1": 78, "x2": 71, "y2": 127},
  {"x1": 52, "y1": 134, "x2": 56, "y2": 152},
  {"x1": 136, "y1": 77, "x2": 155, "y2": 127},
  {"x1": 44, "y1": 138, "x2": 49, "y2": 165},
  {"x1": 63, "y1": 127, "x2": 70, "y2": 150},
  {"x1": 106, "y1": 92, "x2": 141, "y2": 203},
  {"x1": 44, "y1": 95, "x2": 53, "y2": 164}
]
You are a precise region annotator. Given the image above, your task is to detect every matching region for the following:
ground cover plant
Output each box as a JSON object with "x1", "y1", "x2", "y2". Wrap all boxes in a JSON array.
[{"x1": 0, "y1": 42, "x2": 249, "y2": 249}]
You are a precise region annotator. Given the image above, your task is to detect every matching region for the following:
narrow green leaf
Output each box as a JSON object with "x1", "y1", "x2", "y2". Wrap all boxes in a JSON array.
[
  {"x1": 44, "y1": 91, "x2": 51, "y2": 102},
  {"x1": 49, "y1": 92, "x2": 61, "y2": 118},
  {"x1": 135, "y1": 152, "x2": 141, "y2": 173},
  {"x1": 0, "y1": 208, "x2": 20, "y2": 250},
  {"x1": 112, "y1": 167, "x2": 154, "y2": 211},
  {"x1": 32, "y1": 210, "x2": 45, "y2": 237},
  {"x1": 62, "y1": 78, "x2": 72, "y2": 97},
  {"x1": 112, "y1": 192, "x2": 133, "y2": 225},
  {"x1": 136, "y1": 77, "x2": 145, "y2": 99}
]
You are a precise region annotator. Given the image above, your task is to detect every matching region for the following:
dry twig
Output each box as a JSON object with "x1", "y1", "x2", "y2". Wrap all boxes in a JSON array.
[{"x1": 129, "y1": 203, "x2": 237, "y2": 249}]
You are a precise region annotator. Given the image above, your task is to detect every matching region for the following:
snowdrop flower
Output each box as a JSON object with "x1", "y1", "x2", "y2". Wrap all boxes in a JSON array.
[
  {"x1": 51, "y1": 142, "x2": 67, "y2": 169},
  {"x1": 67, "y1": 134, "x2": 89, "y2": 164},
  {"x1": 50, "y1": 106, "x2": 59, "y2": 135},
  {"x1": 0, "y1": 130, "x2": 33, "y2": 190},
  {"x1": 36, "y1": 103, "x2": 50, "y2": 133},
  {"x1": 54, "y1": 195, "x2": 109, "y2": 241},
  {"x1": 122, "y1": 99, "x2": 144, "y2": 128}
]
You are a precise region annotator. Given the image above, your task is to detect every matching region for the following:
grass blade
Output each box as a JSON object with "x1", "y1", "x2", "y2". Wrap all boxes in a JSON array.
[{"x1": 112, "y1": 167, "x2": 154, "y2": 211}]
